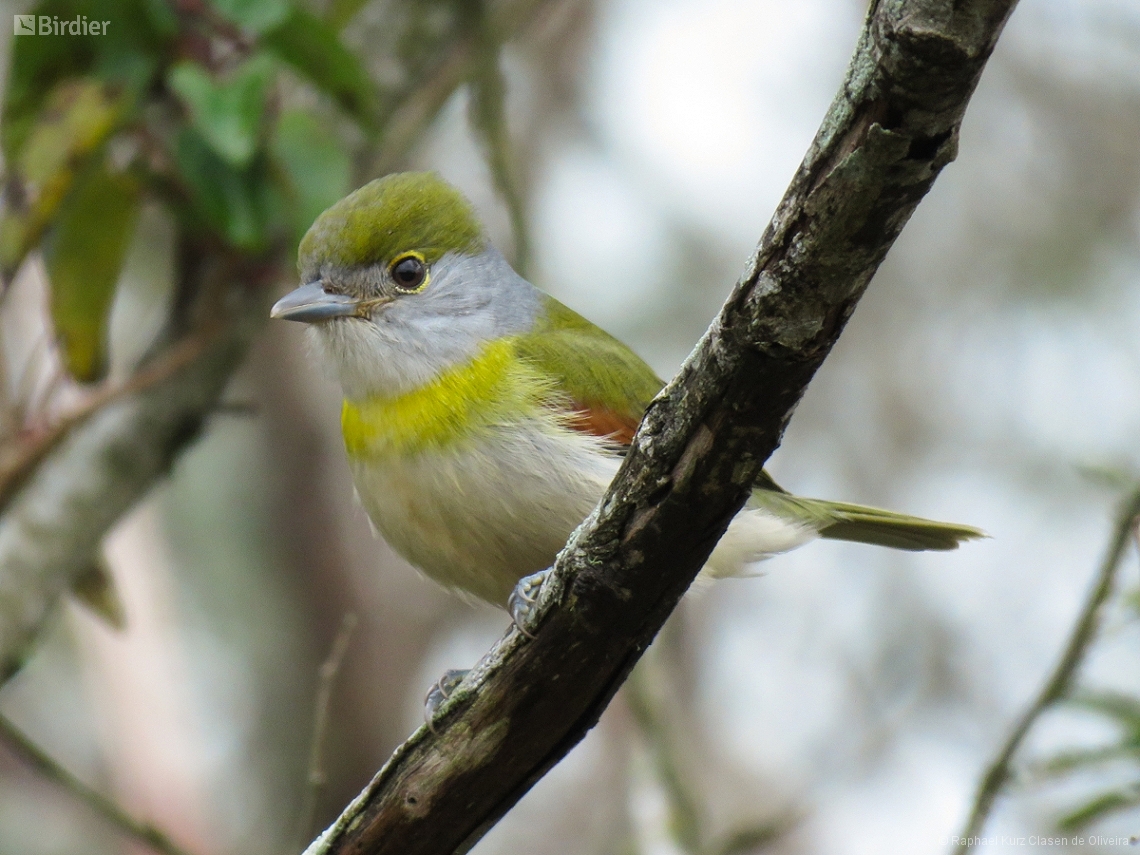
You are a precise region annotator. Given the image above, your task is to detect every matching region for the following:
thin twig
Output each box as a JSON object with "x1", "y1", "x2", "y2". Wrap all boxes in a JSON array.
[
  {"x1": 293, "y1": 612, "x2": 358, "y2": 852},
  {"x1": 1135, "y1": 519, "x2": 1140, "y2": 583},
  {"x1": 953, "y1": 486, "x2": 1140, "y2": 851},
  {"x1": 626, "y1": 658, "x2": 801, "y2": 855},
  {"x1": 468, "y1": 1, "x2": 532, "y2": 276},
  {"x1": 367, "y1": 41, "x2": 475, "y2": 176},
  {"x1": 363, "y1": 0, "x2": 565, "y2": 178},
  {"x1": 0, "y1": 322, "x2": 220, "y2": 515},
  {"x1": 626, "y1": 664, "x2": 703, "y2": 854},
  {"x1": 12, "y1": 332, "x2": 50, "y2": 424},
  {"x1": 0, "y1": 713, "x2": 197, "y2": 855}
]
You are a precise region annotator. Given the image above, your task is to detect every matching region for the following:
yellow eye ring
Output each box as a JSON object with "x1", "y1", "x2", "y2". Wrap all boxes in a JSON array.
[{"x1": 390, "y1": 251, "x2": 429, "y2": 293}]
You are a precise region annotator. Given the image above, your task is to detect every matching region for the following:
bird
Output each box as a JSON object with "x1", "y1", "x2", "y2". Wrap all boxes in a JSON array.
[{"x1": 271, "y1": 171, "x2": 983, "y2": 627}]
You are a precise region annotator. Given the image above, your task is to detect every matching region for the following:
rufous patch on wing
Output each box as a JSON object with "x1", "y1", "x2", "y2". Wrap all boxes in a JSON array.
[{"x1": 565, "y1": 404, "x2": 639, "y2": 447}]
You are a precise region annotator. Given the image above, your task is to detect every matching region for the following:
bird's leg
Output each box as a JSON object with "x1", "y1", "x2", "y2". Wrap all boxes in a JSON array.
[
  {"x1": 424, "y1": 668, "x2": 469, "y2": 727},
  {"x1": 508, "y1": 567, "x2": 553, "y2": 638}
]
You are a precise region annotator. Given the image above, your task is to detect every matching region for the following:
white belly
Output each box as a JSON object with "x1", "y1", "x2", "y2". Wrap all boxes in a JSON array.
[
  {"x1": 348, "y1": 421, "x2": 817, "y2": 606},
  {"x1": 348, "y1": 421, "x2": 619, "y2": 604}
]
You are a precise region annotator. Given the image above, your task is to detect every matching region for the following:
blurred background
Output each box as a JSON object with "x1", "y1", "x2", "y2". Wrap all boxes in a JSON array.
[{"x1": 2, "y1": 0, "x2": 1140, "y2": 853}]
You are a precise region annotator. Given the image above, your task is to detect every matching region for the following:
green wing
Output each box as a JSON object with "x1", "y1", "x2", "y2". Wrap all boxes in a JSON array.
[
  {"x1": 516, "y1": 296, "x2": 983, "y2": 551},
  {"x1": 515, "y1": 295, "x2": 663, "y2": 443}
]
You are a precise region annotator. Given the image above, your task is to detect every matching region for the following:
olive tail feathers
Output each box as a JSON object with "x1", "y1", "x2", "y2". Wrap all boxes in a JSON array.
[
  {"x1": 812, "y1": 500, "x2": 986, "y2": 551},
  {"x1": 749, "y1": 481, "x2": 986, "y2": 552}
]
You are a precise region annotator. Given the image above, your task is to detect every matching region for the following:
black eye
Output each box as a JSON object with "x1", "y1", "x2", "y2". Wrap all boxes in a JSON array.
[{"x1": 391, "y1": 255, "x2": 427, "y2": 292}]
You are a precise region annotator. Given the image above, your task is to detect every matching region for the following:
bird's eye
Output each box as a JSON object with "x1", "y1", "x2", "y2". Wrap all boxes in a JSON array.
[{"x1": 390, "y1": 253, "x2": 428, "y2": 293}]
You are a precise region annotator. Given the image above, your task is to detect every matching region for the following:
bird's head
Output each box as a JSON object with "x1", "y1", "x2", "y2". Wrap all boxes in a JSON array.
[{"x1": 272, "y1": 172, "x2": 539, "y2": 399}]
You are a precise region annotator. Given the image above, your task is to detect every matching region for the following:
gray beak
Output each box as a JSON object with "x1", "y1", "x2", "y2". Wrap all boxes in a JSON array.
[{"x1": 271, "y1": 281, "x2": 361, "y2": 322}]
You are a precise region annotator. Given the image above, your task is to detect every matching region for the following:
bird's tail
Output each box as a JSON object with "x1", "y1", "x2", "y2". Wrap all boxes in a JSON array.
[
  {"x1": 811, "y1": 499, "x2": 985, "y2": 550},
  {"x1": 749, "y1": 487, "x2": 985, "y2": 552}
]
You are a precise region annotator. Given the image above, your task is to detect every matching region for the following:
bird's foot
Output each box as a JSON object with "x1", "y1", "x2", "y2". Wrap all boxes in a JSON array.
[
  {"x1": 508, "y1": 568, "x2": 553, "y2": 638},
  {"x1": 424, "y1": 668, "x2": 469, "y2": 728}
]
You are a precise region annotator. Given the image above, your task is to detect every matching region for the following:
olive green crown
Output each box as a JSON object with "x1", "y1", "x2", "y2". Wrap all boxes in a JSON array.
[{"x1": 299, "y1": 172, "x2": 485, "y2": 271}]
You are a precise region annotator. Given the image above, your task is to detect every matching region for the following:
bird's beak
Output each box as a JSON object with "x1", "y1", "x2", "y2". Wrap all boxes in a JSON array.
[{"x1": 270, "y1": 281, "x2": 362, "y2": 323}]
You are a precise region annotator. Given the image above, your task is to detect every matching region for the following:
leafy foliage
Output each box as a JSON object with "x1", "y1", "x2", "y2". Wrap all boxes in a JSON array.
[
  {"x1": 0, "y1": 0, "x2": 368, "y2": 382},
  {"x1": 0, "y1": 78, "x2": 126, "y2": 281},
  {"x1": 262, "y1": 8, "x2": 380, "y2": 128},
  {"x1": 168, "y1": 54, "x2": 276, "y2": 168},
  {"x1": 1036, "y1": 691, "x2": 1140, "y2": 832},
  {"x1": 210, "y1": 0, "x2": 291, "y2": 34},
  {"x1": 43, "y1": 164, "x2": 140, "y2": 380},
  {"x1": 270, "y1": 109, "x2": 353, "y2": 237}
]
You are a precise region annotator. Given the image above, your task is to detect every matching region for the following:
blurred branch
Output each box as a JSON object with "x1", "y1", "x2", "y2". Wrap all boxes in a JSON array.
[
  {"x1": 626, "y1": 665, "x2": 703, "y2": 854},
  {"x1": 1135, "y1": 527, "x2": 1140, "y2": 582},
  {"x1": 952, "y1": 486, "x2": 1140, "y2": 852},
  {"x1": 1056, "y1": 783, "x2": 1140, "y2": 833},
  {"x1": 294, "y1": 612, "x2": 359, "y2": 852},
  {"x1": 0, "y1": 713, "x2": 198, "y2": 855},
  {"x1": 1030, "y1": 745, "x2": 1139, "y2": 778},
  {"x1": 467, "y1": 0, "x2": 533, "y2": 275},
  {"x1": 363, "y1": 0, "x2": 568, "y2": 177},
  {"x1": 0, "y1": 258, "x2": 268, "y2": 681},
  {"x1": 0, "y1": 322, "x2": 220, "y2": 515},
  {"x1": 304, "y1": 2, "x2": 1018, "y2": 854},
  {"x1": 712, "y1": 820, "x2": 800, "y2": 855},
  {"x1": 626, "y1": 661, "x2": 800, "y2": 855}
]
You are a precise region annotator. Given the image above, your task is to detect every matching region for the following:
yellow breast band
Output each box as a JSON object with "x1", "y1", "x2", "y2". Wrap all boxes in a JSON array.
[{"x1": 341, "y1": 339, "x2": 551, "y2": 458}]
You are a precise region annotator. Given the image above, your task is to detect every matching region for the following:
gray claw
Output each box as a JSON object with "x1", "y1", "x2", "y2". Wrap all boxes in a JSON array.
[
  {"x1": 509, "y1": 568, "x2": 553, "y2": 638},
  {"x1": 424, "y1": 668, "x2": 469, "y2": 727}
]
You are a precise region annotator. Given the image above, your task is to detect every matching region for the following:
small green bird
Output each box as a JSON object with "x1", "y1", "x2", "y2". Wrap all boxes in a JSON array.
[{"x1": 272, "y1": 172, "x2": 983, "y2": 620}]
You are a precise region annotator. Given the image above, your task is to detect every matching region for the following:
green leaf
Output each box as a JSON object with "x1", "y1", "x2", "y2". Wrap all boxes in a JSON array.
[
  {"x1": 173, "y1": 128, "x2": 274, "y2": 250},
  {"x1": 70, "y1": 557, "x2": 126, "y2": 630},
  {"x1": 262, "y1": 8, "x2": 378, "y2": 127},
  {"x1": 325, "y1": 0, "x2": 370, "y2": 30},
  {"x1": 141, "y1": 0, "x2": 180, "y2": 36},
  {"x1": 168, "y1": 54, "x2": 275, "y2": 168},
  {"x1": 1036, "y1": 745, "x2": 1140, "y2": 777},
  {"x1": 209, "y1": 0, "x2": 291, "y2": 34},
  {"x1": 270, "y1": 109, "x2": 352, "y2": 238},
  {"x1": 18, "y1": 79, "x2": 122, "y2": 186},
  {"x1": 3, "y1": 0, "x2": 171, "y2": 160},
  {"x1": 43, "y1": 165, "x2": 140, "y2": 382},
  {"x1": 3, "y1": 17, "x2": 95, "y2": 161},
  {"x1": 1, "y1": 78, "x2": 125, "y2": 280},
  {"x1": 1068, "y1": 692, "x2": 1140, "y2": 743},
  {"x1": 1058, "y1": 786, "x2": 1140, "y2": 833}
]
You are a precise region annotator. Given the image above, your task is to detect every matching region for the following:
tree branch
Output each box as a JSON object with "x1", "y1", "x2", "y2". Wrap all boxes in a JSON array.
[
  {"x1": 363, "y1": 0, "x2": 567, "y2": 178},
  {"x1": 293, "y1": 612, "x2": 359, "y2": 851},
  {"x1": 625, "y1": 663, "x2": 703, "y2": 854},
  {"x1": 0, "y1": 713, "x2": 198, "y2": 855},
  {"x1": 304, "y1": 1, "x2": 1018, "y2": 853},
  {"x1": 0, "y1": 279, "x2": 264, "y2": 680}
]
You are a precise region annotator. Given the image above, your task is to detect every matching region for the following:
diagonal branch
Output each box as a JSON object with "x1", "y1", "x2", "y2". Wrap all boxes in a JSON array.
[
  {"x1": 305, "y1": 1, "x2": 1019, "y2": 854},
  {"x1": 0, "y1": 270, "x2": 265, "y2": 680},
  {"x1": 0, "y1": 713, "x2": 199, "y2": 855}
]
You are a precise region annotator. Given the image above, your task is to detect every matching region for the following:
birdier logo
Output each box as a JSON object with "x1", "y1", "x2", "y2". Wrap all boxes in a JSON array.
[{"x1": 13, "y1": 14, "x2": 110, "y2": 35}]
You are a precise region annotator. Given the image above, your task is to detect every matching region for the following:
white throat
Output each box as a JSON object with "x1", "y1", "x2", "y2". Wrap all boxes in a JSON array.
[{"x1": 306, "y1": 248, "x2": 542, "y2": 400}]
